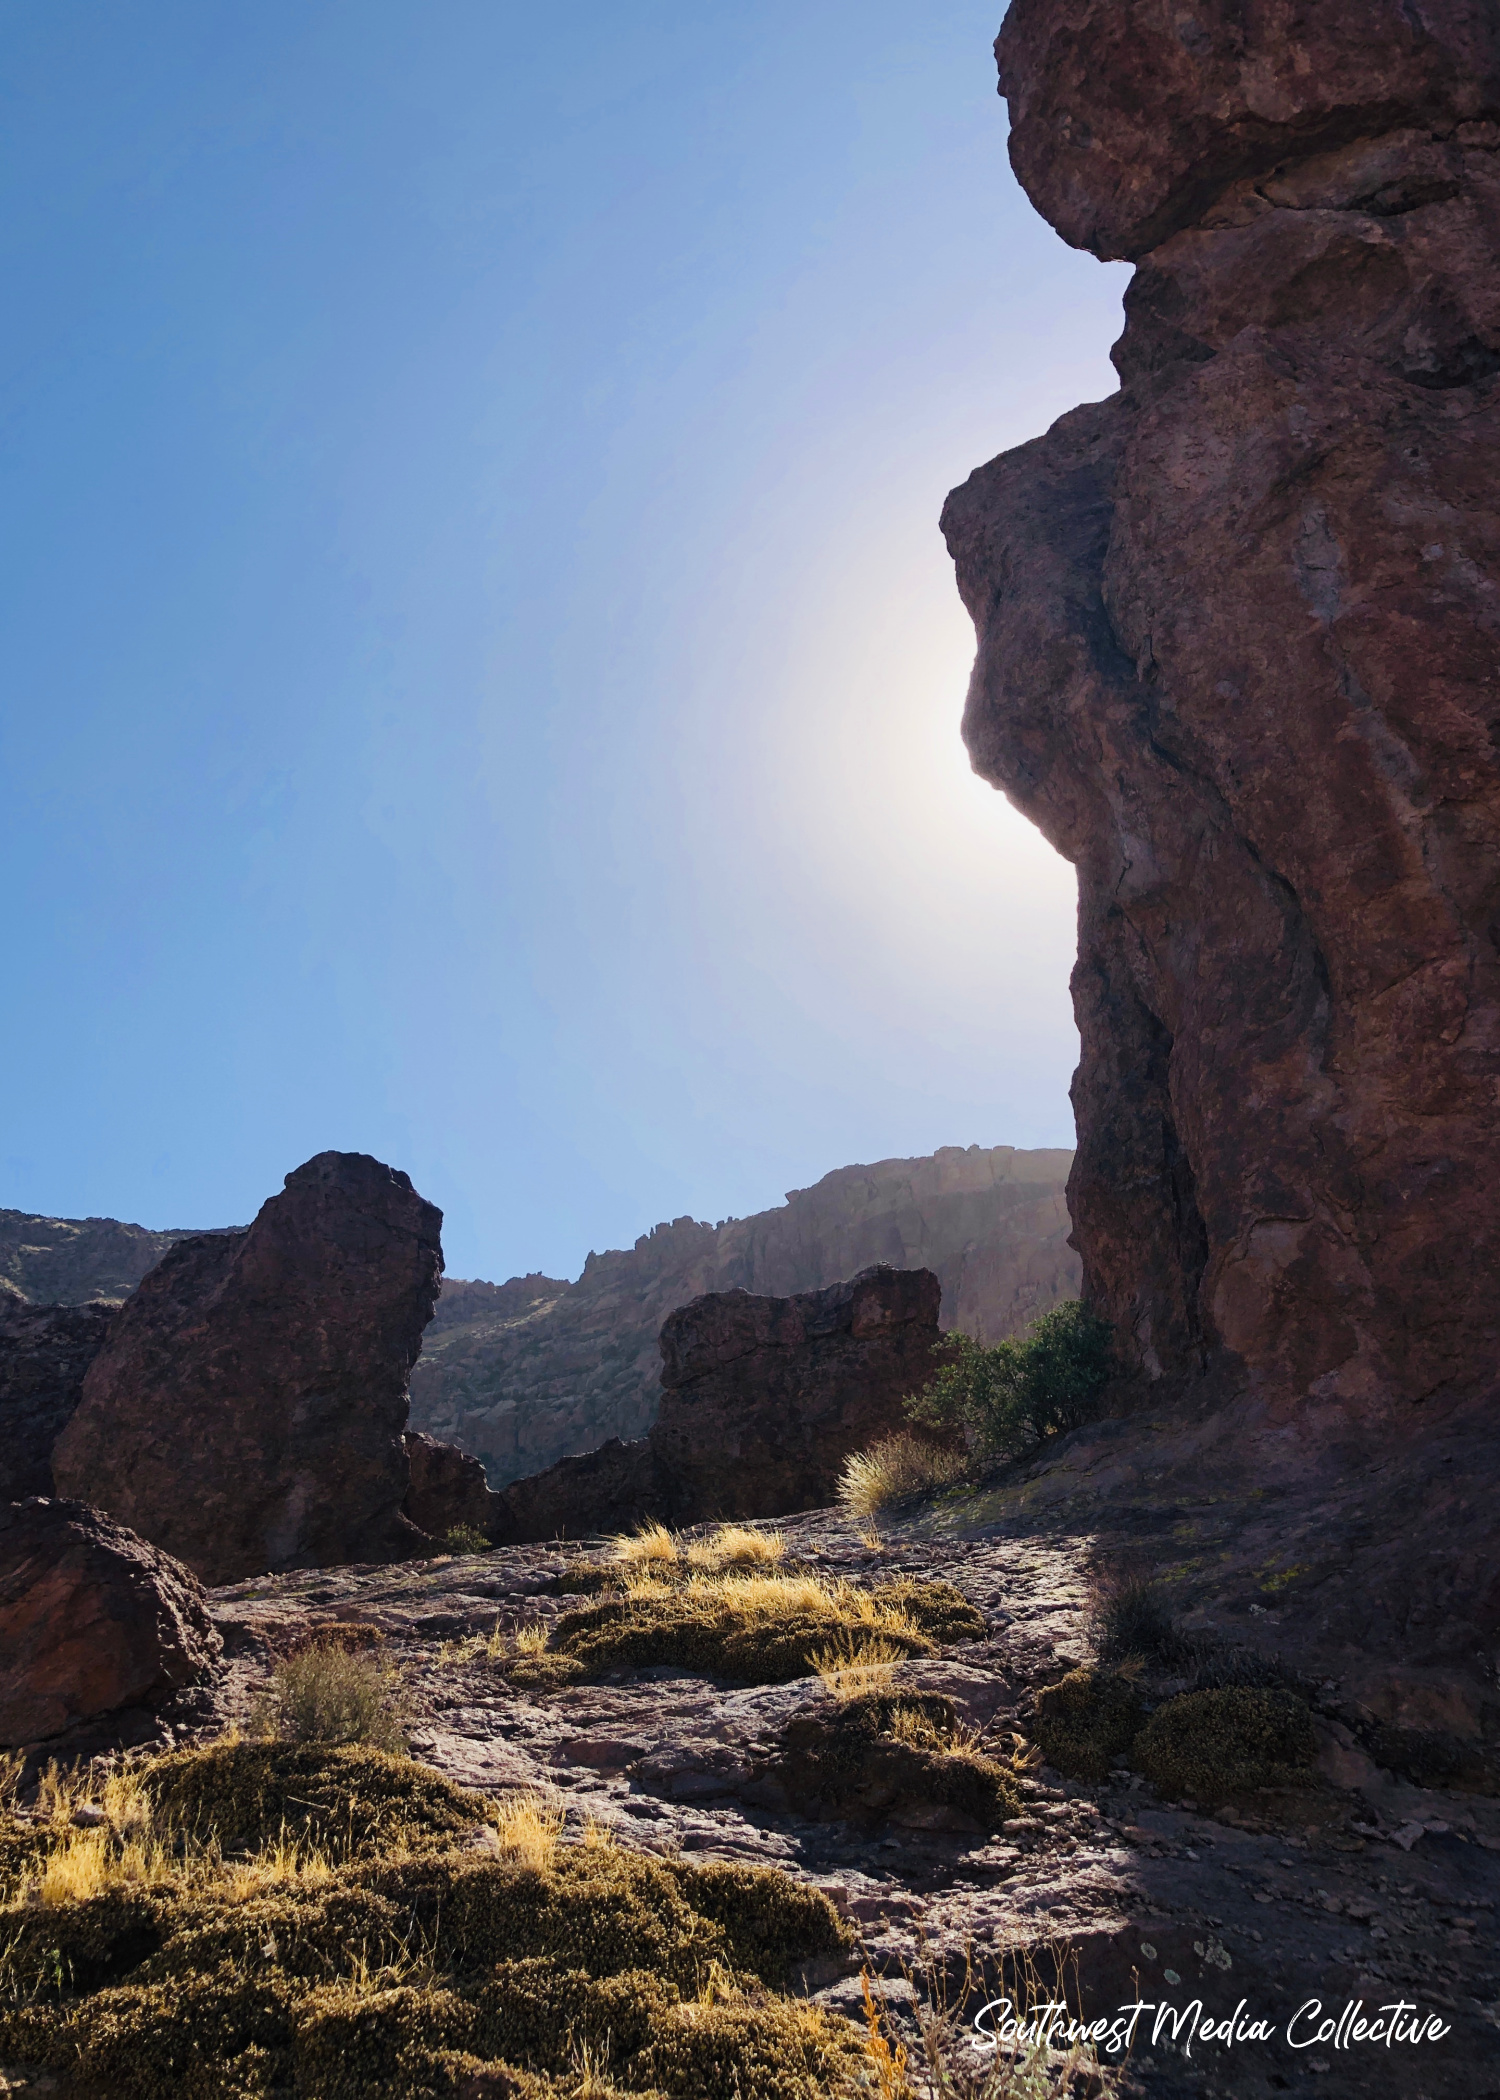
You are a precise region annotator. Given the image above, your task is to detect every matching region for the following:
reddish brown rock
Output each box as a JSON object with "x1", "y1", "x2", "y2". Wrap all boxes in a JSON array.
[
  {"x1": 0, "y1": 1498, "x2": 221, "y2": 1747},
  {"x1": 943, "y1": 5, "x2": 1500, "y2": 1414},
  {"x1": 52, "y1": 1152, "x2": 443, "y2": 1585},
  {"x1": 492, "y1": 1436, "x2": 665, "y2": 1547},
  {"x1": 652, "y1": 1266, "x2": 947, "y2": 1522},
  {"x1": 0, "y1": 1300, "x2": 115, "y2": 1501},
  {"x1": 403, "y1": 1431, "x2": 501, "y2": 1542}
]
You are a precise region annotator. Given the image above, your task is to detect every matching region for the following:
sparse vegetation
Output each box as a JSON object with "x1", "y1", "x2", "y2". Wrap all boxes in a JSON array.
[
  {"x1": 251, "y1": 1637, "x2": 408, "y2": 1752},
  {"x1": 838, "y1": 1432, "x2": 967, "y2": 1522},
  {"x1": 1133, "y1": 1687, "x2": 1318, "y2": 1799},
  {"x1": 906, "y1": 1302, "x2": 1114, "y2": 1463},
  {"x1": 771, "y1": 1691, "x2": 1023, "y2": 1830},
  {"x1": 812, "y1": 1634, "x2": 905, "y2": 1700},
  {"x1": 1030, "y1": 1666, "x2": 1143, "y2": 1783},
  {"x1": 1089, "y1": 1576, "x2": 1184, "y2": 1667},
  {"x1": 0, "y1": 1742, "x2": 864, "y2": 2100},
  {"x1": 504, "y1": 1568, "x2": 985, "y2": 1688},
  {"x1": 442, "y1": 1523, "x2": 491, "y2": 1556}
]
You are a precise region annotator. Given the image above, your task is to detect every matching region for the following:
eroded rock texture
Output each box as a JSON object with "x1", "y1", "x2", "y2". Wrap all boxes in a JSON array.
[
  {"x1": 489, "y1": 1266, "x2": 947, "y2": 1543},
  {"x1": 403, "y1": 1430, "x2": 502, "y2": 1542},
  {"x1": 52, "y1": 1153, "x2": 443, "y2": 1584},
  {"x1": 944, "y1": 3, "x2": 1500, "y2": 1409},
  {"x1": 0, "y1": 1499, "x2": 221, "y2": 1747},
  {"x1": 0, "y1": 1300, "x2": 115, "y2": 1500}
]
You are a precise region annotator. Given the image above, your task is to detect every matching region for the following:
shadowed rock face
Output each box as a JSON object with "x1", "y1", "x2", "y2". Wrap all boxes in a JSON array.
[
  {"x1": 0, "y1": 1300, "x2": 117, "y2": 1500},
  {"x1": 944, "y1": 4, "x2": 1500, "y2": 1412},
  {"x1": 52, "y1": 1153, "x2": 443, "y2": 1585},
  {"x1": 0, "y1": 1499, "x2": 221, "y2": 1747},
  {"x1": 403, "y1": 1431, "x2": 501, "y2": 1542},
  {"x1": 491, "y1": 1266, "x2": 948, "y2": 1543}
]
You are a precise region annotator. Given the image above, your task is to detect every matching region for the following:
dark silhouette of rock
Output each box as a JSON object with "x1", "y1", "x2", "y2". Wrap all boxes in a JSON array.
[
  {"x1": 403, "y1": 1431, "x2": 501, "y2": 1542},
  {"x1": 0, "y1": 1207, "x2": 211, "y2": 1307},
  {"x1": 943, "y1": 3, "x2": 1500, "y2": 1413},
  {"x1": 491, "y1": 1267, "x2": 947, "y2": 1543},
  {"x1": 52, "y1": 1152, "x2": 443, "y2": 1585},
  {"x1": 0, "y1": 1498, "x2": 221, "y2": 1747},
  {"x1": 0, "y1": 1300, "x2": 116, "y2": 1500},
  {"x1": 411, "y1": 1145, "x2": 1075, "y2": 1485}
]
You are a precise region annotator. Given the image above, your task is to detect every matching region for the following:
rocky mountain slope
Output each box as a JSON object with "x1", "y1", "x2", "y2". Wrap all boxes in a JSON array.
[
  {"x1": 407, "y1": 1144, "x2": 1077, "y2": 1486},
  {"x1": 0, "y1": 1207, "x2": 201, "y2": 1306}
]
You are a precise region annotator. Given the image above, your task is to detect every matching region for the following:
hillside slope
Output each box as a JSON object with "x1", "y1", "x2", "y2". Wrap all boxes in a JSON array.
[{"x1": 408, "y1": 1143, "x2": 1077, "y2": 1485}]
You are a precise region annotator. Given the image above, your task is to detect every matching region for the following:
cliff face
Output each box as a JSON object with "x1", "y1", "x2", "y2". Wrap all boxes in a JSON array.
[
  {"x1": 943, "y1": 5, "x2": 1500, "y2": 1413},
  {"x1": 407, "y1": 1144, "x2": 1077, "y2": 1484}
]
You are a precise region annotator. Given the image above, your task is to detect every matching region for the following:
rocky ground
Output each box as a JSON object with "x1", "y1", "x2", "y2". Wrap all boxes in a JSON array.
[{"x1": 156, "y1": 1473, "x2": 1500, "y2": 2100}]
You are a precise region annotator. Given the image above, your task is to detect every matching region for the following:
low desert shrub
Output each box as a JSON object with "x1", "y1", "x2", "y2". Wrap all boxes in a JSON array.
[
  {"x1": 442, "y1": 1524, "x2": 490, "y2": 1556},
  {"x1": 1089, "y1": 1577, "x2": 1183, "y2": 1666},
  {"x1": 1030, "y1": 1667, "x2": 1143, "y2": 1782},
  {"x1": 907, "y1": 1301, "x2": 1114, "y2": 1463},
  {"x1": 518, "y1": 1570, "x2": 985, "y2": 1687},
  {"x1": 0, "y1": 1743, "x2": 861, "y2": 2100},
  {"x1": 838, "y1": 1432, "x2": 967, "y2": 1522},
  {"x1": 252, "y1": 1642, "x2": 407, "y2": 1753},
  {"x1": 771, "y1": 1691, "x2": 1022, "y2": 1831},
  {"x1": 1133, "y1": 1687, "x2": 1318, "y2": 1798}
]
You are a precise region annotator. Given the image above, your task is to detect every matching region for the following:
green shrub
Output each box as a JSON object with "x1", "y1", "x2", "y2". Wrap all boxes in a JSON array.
[
  {"x1": 906, "y1": 1300, "x2": 1113, "y2": 1461},
  {"x1": 251, "y1": 1643, "x2": 407, "y2": 1753},
  {"x1": 1031, "y1": 1666, "x2": 1143, "y2": 1782},
  {"x1": 1134, "y1": 1687, "x2": 1318, "y2": 1798},
  {"x1": 442, "y1": 1524, "x2": 491, "y2": 1556}
]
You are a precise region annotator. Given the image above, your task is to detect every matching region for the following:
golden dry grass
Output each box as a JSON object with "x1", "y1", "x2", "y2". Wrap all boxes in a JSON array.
[
  {"x1": 811, "y1": 1635, "x2": 905, "y2": 1701},
  {"x1": 490, "y1": 1791, "x2": 567, "y2": 1871},
  {"x1": 685, "y1": 1524, "x2": 787, "y2": 1572},
  {"x1": 837, "y1": 1432, "x2": 966, "y2": 1523},
  {"x1": 613, "y1": 1520, "x2": 679, "y2": 1566}
]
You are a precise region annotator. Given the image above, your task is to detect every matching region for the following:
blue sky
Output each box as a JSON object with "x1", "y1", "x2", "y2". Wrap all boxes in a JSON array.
[{"x1": 3, "y1": 2, "x2": 1129, "y2": 1282}]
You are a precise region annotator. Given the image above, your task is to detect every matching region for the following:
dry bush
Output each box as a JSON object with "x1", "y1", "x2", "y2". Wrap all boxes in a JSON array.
[
  {"x1": 253, "y1": 1641, "x2": 407, "y2": 1752},
  {"x1": 686, "y1": 1524, "x2": 787, "y2": 1572},
  {"x1": 839, "y1": 1433, "x2": 966, "y2": 1523},
  {"x1": 278, "y1": 1620, "x2": 388, "y2": 1661},
  {"x1": 813, "y1": 1635, "x2": 905, "y2": 1700},
  {"x1": 612, "y1": 1521, "x2": 679, "y2": 1567}
]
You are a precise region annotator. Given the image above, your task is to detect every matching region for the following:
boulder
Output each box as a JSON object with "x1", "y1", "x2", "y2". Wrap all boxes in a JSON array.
[
  {"x1": 491, "y1": 1266, "x2": 946, "y2": 1542},
  {"x1": 52, "y1": 1152, "x2": 443, "y2": 1585},
  {"x1": 0, "y1": 1300, "x2": 115, "y2": 1500},
  {"x1": 0, "y1": 1498, "x2": 221, "y2": 1747},
  {"x1": 943, "y1": 3, "x2": 1500, "y2": 1413},
  {"x1": 403, "y1": 1431, "x2": 502, "y2": 1541}
]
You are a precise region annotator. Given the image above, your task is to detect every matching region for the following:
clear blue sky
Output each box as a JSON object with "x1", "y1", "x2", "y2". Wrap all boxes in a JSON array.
[{"x1": 3, "y1": 3, "x2": 1128, "y2": 1282}]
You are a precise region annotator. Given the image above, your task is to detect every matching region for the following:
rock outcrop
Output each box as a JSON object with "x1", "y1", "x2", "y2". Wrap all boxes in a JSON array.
[
  {"x1": 0, "y1": 1300, "x2": 116, "y2": 1500},
  {"x1": 0, "y1": 1207, "x2": 206, "y2": 1307},
  {"x1": 52, "y1": 1152, "x2": 444, "y2": 1585},
  {"x1": 403, "y1": 1431, "x2": 502, "y2": 1543},
  {"x1": 943, "y1": 4, "x2": 1500, "y2": 1411},
  {"x1": 0, "y1": 1498, "x2": 221, "y2": 1746},
  {"x1": 490, "y1": 1266, "x2": 947, "y2": 1543},
  {"x1": 412, "y1": 1145, "x2": 1075, "y2": 1484}
]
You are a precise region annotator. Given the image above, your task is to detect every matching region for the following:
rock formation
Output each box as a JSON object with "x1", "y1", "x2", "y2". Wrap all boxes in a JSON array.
[
  {"x1": 0, "y1": 1299, "x2": 116, "y2": 1500},
  {"x1": 0, "y1": 1207, "x2": 206, "y2": 1307},
  {"x1": 403, "y1": 1430, "x2": 502, "y2": 1542},
  {"x1": 942, "y1": 3, "x2": 1500, "y2": 1412},
  {"x1": 0, "y1": 1499, "x2": 221, "y2": 1747},
  {"x1": 52, "y1": 1152, "x2": 444, "y2": 1585},
  {"x1": 412, "y1": 1145, "x2": 1076, "y2": 1484},
  {"x1": 490, "y1": 1266, "x2": 947, "y2": 1543}
]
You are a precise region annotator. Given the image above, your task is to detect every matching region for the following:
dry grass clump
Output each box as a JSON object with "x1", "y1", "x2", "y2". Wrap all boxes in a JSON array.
[
  {"x1": 1133, "y1": 1687, "x2": 1317, "y2": 1799},
  {"x1": 252, "y1": 1637, "x2": 407, "y2": 1752},
  {"x1": 686, "y1": 1524, "x2": 787, "y2": 1572},
  {"x1": 838, "y1": 1433, "x2": 967, "y2": 1523},
  {"x1": 614, "y1": 1520, "x2": 679, "y2": 1566},
  {"x1": 522, "y1": 1569, "x2": 984, "y2": 1687},
  {"x1": 0, "y1": 1742, "x2": 862, "y2": 2100},
  {"x1": 813, "y1": 1635, "x2": 905, "y2": 1701},
  {"x1": 1030, "y1": 1667, "x2": 1143, "y2": 1783}
]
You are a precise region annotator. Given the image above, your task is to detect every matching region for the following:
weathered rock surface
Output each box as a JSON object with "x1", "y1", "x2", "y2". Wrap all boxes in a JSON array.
[
  {"x1": 52, "y1": 1152, "x2": 443, "y2": 1585},
  {"x1": 0, "y1": 1300, "x2": 116, "y2": 1501},
  {"x1": 944, "y1": 4, "x2": 1500, "y2": 1412},
  {"x1": 0, "y1": 1206, "x2": 208, "y2": 1307},
  {"x1": 411, "y1": 1144, "x2": 1076, "y2": 1485},
  {"x1": 403, "y1": 1431, "x2": 502, "y2": 1542},
  {"x1": 489, "y1": 1266, "x2": 948, "y2": 1543},
  {"x1": 0, "y1": 1498, "x2": 221, "y2": 1746}
]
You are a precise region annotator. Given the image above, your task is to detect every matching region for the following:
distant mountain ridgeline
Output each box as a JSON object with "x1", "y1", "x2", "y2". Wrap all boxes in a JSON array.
[
  {"x1": 408, "y1": 1144, "x2": 1078, "y2": 1486},
  {"x1": 0, "y1": 1209, "x2": 206, "y2": 1307}
]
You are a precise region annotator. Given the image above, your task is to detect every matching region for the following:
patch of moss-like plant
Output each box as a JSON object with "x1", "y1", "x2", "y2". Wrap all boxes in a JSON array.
[
  {"x1": 532, "y1": 1572, "x2": 984, "y2": 1686},
  {"x1": 0, "y1": 1744, "x2": 862, "y2": 2100},
  {"x1": 1031, "y1": 1666, "x2": 1144, "y2": 1782},
  {"x1": 1134, "y1": 1687, "x2": 1318, "y2": 1799},
  {"x1": 768, "y1": 1691, "x2": 1022, "y2": 1831}
]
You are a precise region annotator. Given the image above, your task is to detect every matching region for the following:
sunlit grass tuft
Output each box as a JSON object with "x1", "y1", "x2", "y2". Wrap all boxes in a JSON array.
[
  {"x1": 838, "y1": 1432, "x2": 966, "y2": 1523},
  {"x1": 686, "y1": 1525, "x2": 787, "y2": 1573},
  {"x1": 811, "y1": 1635, "x2": 905, "y2": 1701},
  {"x1": 613, "y1": 1521, "x2": 679, "y2": 1567},
  {"x1": 491, "y1": 1790, "x2": 566, "y2": 1871}
]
